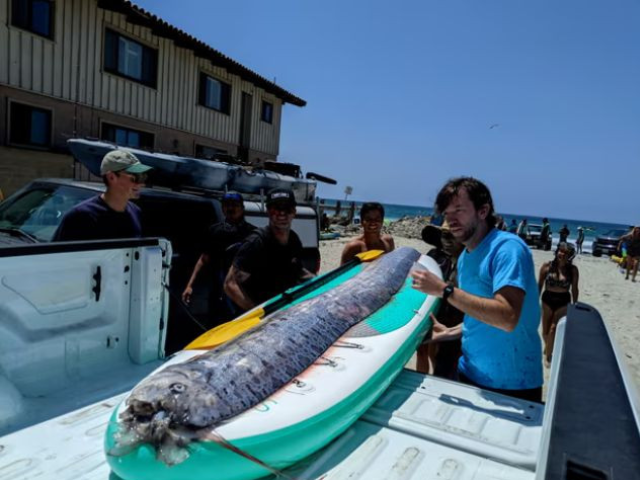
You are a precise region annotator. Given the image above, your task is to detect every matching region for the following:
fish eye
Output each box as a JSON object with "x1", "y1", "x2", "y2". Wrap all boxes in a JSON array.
[{"x1": 170, "y1": 383, "x2": 186, "y2": 394}]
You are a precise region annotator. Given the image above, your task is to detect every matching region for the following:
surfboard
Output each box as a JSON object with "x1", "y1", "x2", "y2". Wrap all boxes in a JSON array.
[{"x1": 105, "y1": 251, "x2": 441, "y2": 480}]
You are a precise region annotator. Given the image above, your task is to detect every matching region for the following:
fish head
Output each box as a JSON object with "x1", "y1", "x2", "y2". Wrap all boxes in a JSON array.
[
  {"x1": 124, "y1": 366, "x2": 218, "y2": 428},
  {"x1": 113, "y1": 367, "x2": 219, "y2": 465}
]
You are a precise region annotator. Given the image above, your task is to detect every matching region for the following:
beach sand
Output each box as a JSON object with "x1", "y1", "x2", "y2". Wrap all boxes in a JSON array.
[{"x1": 319, "y1": 235, "x2": 640, "y2": 401}]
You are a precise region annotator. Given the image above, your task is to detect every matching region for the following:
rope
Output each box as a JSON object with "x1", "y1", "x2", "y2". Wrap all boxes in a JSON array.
[
  {"x1": 201, "y1": 430, "x2": 298, "y2": 479},
  {"x1": 162, "y1": 283, "x2": 208, "y2": 332}
]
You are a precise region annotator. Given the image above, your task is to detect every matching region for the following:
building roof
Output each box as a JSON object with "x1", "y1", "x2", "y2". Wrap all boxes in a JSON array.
[{"x1": 97, "y1": 0, "x2": 306, "y2": 107}]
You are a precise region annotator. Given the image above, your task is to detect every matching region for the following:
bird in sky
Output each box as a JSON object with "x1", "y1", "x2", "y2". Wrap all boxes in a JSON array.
[{"x1": 489, "y1": 123, "x2": 500, "y2": 130}]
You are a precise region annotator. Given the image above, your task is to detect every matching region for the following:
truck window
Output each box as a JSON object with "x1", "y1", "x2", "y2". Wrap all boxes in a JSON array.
[
  {"x1": 135, "y1": 195, "x2": 219, "y2": 256},
  {"x1": 0, "y1": 186, "x2": 94, "y2": 241}
]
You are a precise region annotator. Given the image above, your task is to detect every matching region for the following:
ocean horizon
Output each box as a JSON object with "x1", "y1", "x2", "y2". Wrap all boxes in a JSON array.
[{"x1": 320, "y1": 198, "x2": 632, "y2": 246}]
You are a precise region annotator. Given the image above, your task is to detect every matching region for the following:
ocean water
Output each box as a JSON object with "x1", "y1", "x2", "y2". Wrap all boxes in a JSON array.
[{"x1": 321, "y1": 198, "x2": 632, "y2": 247}]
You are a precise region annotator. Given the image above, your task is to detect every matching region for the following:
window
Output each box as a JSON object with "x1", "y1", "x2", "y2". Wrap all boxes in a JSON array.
[
  {"x1": 0, "y1": 185, "x2": 95, "y2": 242},
  {"x1": 195, "y1": 145, "x2": 228, "y2": 160},
  {"x1": 9, "y1": 102, "x2": 52, "y2": 148},
  {"x1": 198, "y1": 73, "x2": 231, "y2": 114},
  {"x1": 11, "y1": 0, "x2": 54, "y2": 38},
  {"x1": 104, "y1": 29, "x2": 157, "y2": 87},
  {"x1": 101, "y1": 123, "x2": 154, "y2": 149},
  {"x1": 261, "y1": 101, "x2": 273, "y2": 124}
]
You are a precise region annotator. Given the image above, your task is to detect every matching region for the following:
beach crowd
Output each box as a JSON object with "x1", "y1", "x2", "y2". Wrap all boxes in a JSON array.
[{"x1": 51, "y1": 149, "x2": 638, "y2": 404}]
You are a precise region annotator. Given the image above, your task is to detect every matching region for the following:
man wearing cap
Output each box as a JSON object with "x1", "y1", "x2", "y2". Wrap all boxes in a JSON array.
[
  {"x1": 182, "y1": 191, "x2": 256, "y2": 323},
  {"x1": 53, "y1": 150, "x2": 152, "y2": 241},
  {"x1": 224, "y1": 188, "x2": 314, "y2": 310}
]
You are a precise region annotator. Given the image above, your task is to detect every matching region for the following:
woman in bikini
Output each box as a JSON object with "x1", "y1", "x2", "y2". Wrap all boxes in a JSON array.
[
  {"x1": 538, "y1": 242, "x2": 580, "y2": 367},
  {"x1": 618, "y1": 226, "x2": 640, "y2": 282}
]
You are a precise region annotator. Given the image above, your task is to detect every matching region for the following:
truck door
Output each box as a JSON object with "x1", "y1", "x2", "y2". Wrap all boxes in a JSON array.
[{"x1": 0, "y1": 238, "x2": 171, "y2": 435}]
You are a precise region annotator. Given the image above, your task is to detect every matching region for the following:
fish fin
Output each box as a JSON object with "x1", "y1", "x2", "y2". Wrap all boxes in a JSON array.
[
  {"x1": 156, "y1": 441, "x2": 190, "y2": 466},
  {"x1": 198, "y1": 429, "x2": 296, "y2": 479},
  {"x1": 107, "y1": 443, "x2": 139, "y2": 458}
]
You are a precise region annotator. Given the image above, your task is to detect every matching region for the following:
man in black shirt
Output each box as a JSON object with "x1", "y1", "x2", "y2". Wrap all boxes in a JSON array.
[
  {"x1": 53, "y1": 150, "x2": 152, "y2": 241},
  {"x1": 182, "y1": 191, "x2": 256, "y2": 322},
  {"x1": 417, "y1": 221, "x2": 464, "y2": 378},
  {"x1": 224, "y1": 188, "x2": 314, "y2": 310}
]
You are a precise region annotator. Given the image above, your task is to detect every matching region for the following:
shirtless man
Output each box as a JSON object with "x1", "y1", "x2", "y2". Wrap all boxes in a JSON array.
[{"x1": 340, "y1": 202, "x2": 395, "y2": 265}]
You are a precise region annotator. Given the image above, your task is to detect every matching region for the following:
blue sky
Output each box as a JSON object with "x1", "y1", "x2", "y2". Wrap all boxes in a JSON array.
[{"x1": 135, "y1": 0, "x2": 640, "y2": 225}]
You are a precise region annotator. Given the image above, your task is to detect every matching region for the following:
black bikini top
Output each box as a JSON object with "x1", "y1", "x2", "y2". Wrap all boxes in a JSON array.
[{"x1": 545, "y1": 269, "x2": 571, "y2": 289}]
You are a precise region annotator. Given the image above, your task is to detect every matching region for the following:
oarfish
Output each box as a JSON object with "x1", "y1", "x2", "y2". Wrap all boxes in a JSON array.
[{"x1": 112, "y1": 247, "x2": 421, "y2": 465}]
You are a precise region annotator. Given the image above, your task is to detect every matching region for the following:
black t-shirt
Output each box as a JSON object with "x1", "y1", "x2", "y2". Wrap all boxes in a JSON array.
[
  {"x1": 52, "y1": 195, "x2": 142, "y2": 241},
  {"x1": 426, "y1": 247, "x2": 464, "y2": 328},
  {"x1": 541, "y1": 224, "x2": 551, "y2": 241},
  {"x1": 205, "y1": 219, "x2": 256, "y2": 272},
  {"x1": 559, "y1": 227, "x2": 570, "y2": 242},
  {"x1": 233, "y1": 226, "x2": 304, "y2": 305}
]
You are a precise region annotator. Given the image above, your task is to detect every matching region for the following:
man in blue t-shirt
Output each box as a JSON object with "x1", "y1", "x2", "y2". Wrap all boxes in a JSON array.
[
  {"x1": 53, "y1": 150, "x2": 152, "y2": 242},
  {"x1": 412, "y1": 177, "x2": 543, "y2": 402}
]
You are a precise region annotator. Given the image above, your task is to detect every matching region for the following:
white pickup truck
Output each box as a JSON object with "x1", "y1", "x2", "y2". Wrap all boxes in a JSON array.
[{"x1": 0, "y1": 240, "x2": 639, "y2": 480}]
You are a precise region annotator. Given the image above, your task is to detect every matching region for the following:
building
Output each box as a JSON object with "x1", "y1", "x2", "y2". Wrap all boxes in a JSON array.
[{"x1": 0, "y1": 0, "x2": 306, "y2": 195}]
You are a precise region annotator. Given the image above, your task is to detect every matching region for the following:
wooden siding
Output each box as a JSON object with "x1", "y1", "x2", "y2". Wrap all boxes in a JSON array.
[{"x1": 0, "y1": 0, "x2": 283, "y2": 155}]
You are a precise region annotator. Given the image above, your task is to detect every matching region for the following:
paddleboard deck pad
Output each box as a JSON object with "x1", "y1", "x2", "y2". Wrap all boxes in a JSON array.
[{"x1": 105, "y1": 247, "x2": 441, "y2": 480}]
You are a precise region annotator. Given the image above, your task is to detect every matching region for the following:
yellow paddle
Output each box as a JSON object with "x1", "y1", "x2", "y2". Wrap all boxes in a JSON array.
[{"x1": 184, "y1": 249, "x2": 385, "y2": 351}]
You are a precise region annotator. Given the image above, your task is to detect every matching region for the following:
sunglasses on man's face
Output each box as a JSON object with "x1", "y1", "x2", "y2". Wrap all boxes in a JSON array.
[
  {"x1": 116, "y1": 172, "x2": 147, "y2": 184},
  {"x1": 268, "y1": 204, "x2": 295, "y2": 214}
]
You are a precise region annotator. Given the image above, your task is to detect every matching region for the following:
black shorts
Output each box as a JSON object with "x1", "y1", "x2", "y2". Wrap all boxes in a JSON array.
[
  {"x1": 542, "y1": 290, "x2": 571, "y2": 312},
  {"x1": 458, "y1": 372, "x2": 543, "y2": 403}
]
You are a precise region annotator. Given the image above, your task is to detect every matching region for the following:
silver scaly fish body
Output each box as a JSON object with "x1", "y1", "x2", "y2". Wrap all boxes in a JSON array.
[{"x1": 114, "y1": 247, "x2": 421, "y2": 464}]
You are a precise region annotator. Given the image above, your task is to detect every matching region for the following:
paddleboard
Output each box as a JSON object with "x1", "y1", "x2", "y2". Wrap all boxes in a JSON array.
[{"x1": 105, "y1": 251, "x2": 441, "y2": 480}]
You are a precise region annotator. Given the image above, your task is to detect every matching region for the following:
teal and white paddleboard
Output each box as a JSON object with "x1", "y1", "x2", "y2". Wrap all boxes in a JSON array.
[{"x1": 106, "y1": 252, "x2": 441, "y2": 480}]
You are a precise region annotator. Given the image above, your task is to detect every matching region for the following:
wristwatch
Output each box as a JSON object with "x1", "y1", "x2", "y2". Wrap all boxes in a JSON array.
[{"x1": 442, "y1": 282, "x2": 455, "y2": 301}]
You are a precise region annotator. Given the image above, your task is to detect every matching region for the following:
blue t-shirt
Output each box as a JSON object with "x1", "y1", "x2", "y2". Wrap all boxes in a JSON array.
[
  {"x1": 52, "y1": 195, "x2": 142, "y2": 241},
  {"x1": 457, "y1": 228, "x2": 542, "y2": 390}
]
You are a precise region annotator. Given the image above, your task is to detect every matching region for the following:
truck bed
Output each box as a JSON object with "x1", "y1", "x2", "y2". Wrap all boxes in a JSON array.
[
  {"x1": 2, "y1": 304, "x2": 639, "y2": 480},
  {"x1": 0, "y1": 370, "x2": 543, "y2": 480}
]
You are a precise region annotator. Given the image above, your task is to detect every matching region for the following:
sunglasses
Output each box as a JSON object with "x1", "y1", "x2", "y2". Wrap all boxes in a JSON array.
[
  {"x1": 268, "y1": 204, "x2": 296, "y2": 214},
  {"x1": 116, "y1": 172, "x2": 147, "y2": 184}
]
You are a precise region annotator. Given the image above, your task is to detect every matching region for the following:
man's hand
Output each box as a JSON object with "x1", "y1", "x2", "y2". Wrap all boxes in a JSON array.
[
  {"x1": 411, "y1": 269, "x2": 447, "y2": 297},
  {"x1": 224, "y1": 265, "x2": 255, "y2": 311},
  {"x1": 426, "y1": 313, "x2": 462, "y2": 342},
  {"x1": 182, "y1": 286, "x2": 193, "y2": 304}
]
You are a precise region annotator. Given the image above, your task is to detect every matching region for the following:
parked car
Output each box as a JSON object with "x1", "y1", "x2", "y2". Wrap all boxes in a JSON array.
[
  {"x1": 0, "y1": 179, "x2": 321, "y2": 352},
  {"x1": 592, "y1": 228, "x2": 630, "y2": 257},
  {"x1": 525, "y1": 223, "x2": 552, "y2": 250}
]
